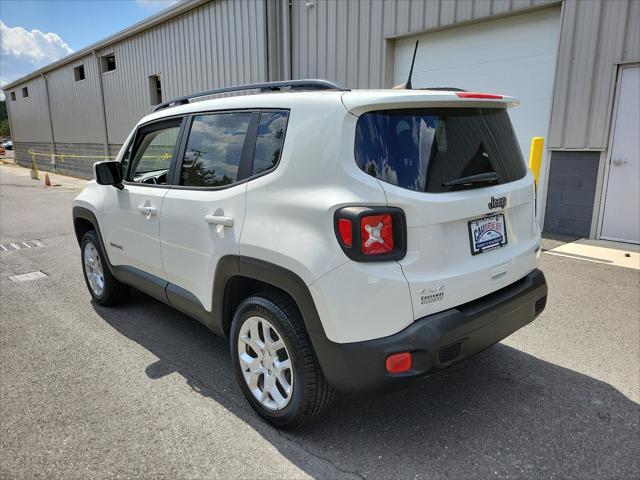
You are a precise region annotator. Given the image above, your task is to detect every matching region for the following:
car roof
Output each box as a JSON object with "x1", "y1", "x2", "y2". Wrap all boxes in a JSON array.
[
  {"x1": 140, "y1": 88, "x2": 519, "y2": 125},
  {"x1": 139, "y1": 90, "x2": 346, "y2": 125}
]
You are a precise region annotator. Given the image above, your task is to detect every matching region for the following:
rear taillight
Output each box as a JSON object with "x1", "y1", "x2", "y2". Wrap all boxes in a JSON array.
[
  {"x1": 455, "y1": 92, "x2": 503, "y2": 99},
  {"x1": 338, "y1": 218, "x2": 352, "y2": 247},
  {"x1": 360, "y1": 214, "x2": 394, "y2": 255},
  {"x1": 334, "y1": 207, "x2": 406, "y2": 262}
]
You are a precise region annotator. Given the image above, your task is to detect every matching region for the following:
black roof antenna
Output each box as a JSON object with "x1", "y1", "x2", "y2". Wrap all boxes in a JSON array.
[{"x1": 393, "y1": 40, "x2": 419, "y2": 89}]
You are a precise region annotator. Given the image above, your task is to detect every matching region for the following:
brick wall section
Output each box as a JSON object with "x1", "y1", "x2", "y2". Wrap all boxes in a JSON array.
[
  {"x1": 14, "y1": 142, "x2": 52, "y2": 170},
  {"x1": 543, "y1": 151, "x2": 600, "y2": 237},
  {"x1": 108, "y1": 144, "x2": 123, "y2": 158},
  {"x1": 13, "y1": 142, "x2": 122, "y2": 179}
]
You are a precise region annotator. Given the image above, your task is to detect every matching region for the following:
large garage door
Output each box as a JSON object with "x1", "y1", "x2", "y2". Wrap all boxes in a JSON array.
[{"x1": 395, "y1": 7, "x2": 561, "y2": 208}]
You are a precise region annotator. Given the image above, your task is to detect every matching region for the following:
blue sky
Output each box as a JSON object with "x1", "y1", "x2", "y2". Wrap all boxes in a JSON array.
[{"x1": 0, "y1": 0, "x2": 179, "y2": 96}]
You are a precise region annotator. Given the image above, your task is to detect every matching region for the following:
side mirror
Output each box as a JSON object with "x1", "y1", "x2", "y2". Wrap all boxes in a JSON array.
[{"x1": 94, "y1": 161, "x2": 124, "y2": 190}]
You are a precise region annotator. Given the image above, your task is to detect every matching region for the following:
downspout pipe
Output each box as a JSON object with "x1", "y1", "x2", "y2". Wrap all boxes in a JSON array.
[
  {"x1": 41, "y1": 73, "x2": 57, "y2": 158},
  {"x1": 93, "y1": 50, "x2": 110, "y2": 158},
  {"x1": 2, "y1": 89, "x2": 16, "y2": 146}
]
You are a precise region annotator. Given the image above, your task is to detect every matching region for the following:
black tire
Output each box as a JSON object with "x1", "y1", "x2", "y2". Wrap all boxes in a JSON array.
[
  {"x1": 230, "y1": 294, "x2": 335, "y2": 429},
  {"x1": 80, "y1": 230, "x2": 130, "y2": 306}
]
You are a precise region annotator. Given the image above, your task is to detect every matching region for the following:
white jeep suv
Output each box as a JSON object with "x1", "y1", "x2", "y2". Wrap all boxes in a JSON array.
[{"x1": 73, "y1": 79, "x2": 547, "y2": 428}]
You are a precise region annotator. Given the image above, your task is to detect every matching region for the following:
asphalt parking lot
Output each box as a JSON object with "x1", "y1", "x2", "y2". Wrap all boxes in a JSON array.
[{"x1": 1, "y1": 163, "x2": 638, "y2": 479}]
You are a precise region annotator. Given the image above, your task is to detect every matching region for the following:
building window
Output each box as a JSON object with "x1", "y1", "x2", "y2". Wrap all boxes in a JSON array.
[
  {"x1": 21, "y1": 86, "x2": 29, "y2": 98},
  {"x1": 74, "y1": 64, "x2": 86, "y2": 82},
  {"x1": 101, "y1": 54, "x2": 116, "y2": 73},
  {"x1": 10, "y1": 91, "x2": 16, "y2": 102},
  {"x1": 148, "y1": 74, "x2": 162, "y2": 105}
]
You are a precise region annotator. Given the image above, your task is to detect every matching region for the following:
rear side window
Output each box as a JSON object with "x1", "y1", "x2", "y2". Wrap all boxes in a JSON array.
[
  {"x1": 355, "y1": 108, "x2": 526, "y2": 193},
  {"x1": 251, "y1": 111, "x2": 288, "y2": 176},
  {"x1": 180, "y1": 112, "x2": 252, "y2": 187}
]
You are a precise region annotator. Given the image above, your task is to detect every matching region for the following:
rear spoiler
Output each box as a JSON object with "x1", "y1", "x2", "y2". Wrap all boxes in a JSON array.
[{"x1": 341, "y1": 90, "x2": 519, "y2": 116}]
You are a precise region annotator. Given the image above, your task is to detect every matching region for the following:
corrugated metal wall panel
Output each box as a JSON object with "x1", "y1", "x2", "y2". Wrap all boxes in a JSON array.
[
  {"x1": 97, "y1": 0, "x2": 267, "y2": 143},
  {"x1": 584, "y1": 2, "x2": 628, "y2": 147},
  {"x1": 439, "y1": 0, "x2": 456, "y2": 25},
  {"x1": 6, "y1": 0, "x2": 637, "y2": 153},
  {"x1": 291, "y1": 0, "x2": 554, "y2": 88},
  {"x1": 265, "y1": 0, "x2": 290, "y2": 81},
  {"x1": 47, "y1": 55, "x2": 104, "y2": 143},
  {"x1": 548, "y1": 0, "x2": 640, "y2": 149},
  {"x1": 4, "y1": 77, "x2": 52, "y2": 142},
  {"x1": 624, "y1": 0, "x2": 640, "y2": 61},
  {"x1": 473, "y1": 1, "x2": 493, "y2": 18},
  {"x1": 492, "y1": 0, "x2": 514, "y2": 16},
  {"x1": 456, "y1": 1, "x2": 475, "y2": 23},
  {"x1": 292, "y1": 0, "x2": 637, "y2": 150}
]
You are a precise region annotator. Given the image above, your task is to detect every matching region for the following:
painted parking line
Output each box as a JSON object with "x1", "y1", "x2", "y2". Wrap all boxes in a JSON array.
[
  {"x1": 0, "y1": 240, "x2": 45, "y2": 252},
  {"x1": 544, "y1": 239, "x2": 640, "y2": 270},
  {"x1": 8, "y1": 271, "x2": 48, "y2": 282}
]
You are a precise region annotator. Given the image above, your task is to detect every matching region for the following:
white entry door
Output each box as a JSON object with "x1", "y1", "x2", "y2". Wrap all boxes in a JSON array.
[
  {"x1": 394, "y1": 7, "x2": 561, "y2": 226},
  {"x1": 600, "y1": 66, "x2": 640, "y2": 244}
]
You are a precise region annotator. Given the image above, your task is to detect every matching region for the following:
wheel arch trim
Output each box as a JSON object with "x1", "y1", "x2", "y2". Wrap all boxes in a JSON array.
[
  {"x1": 212, "y1": 255, "x2": 326, "y2": 339},
  {"x1": 72, "y1": 206, "x2": 114, "y2": 275},
  {"x1": 212, "y1": 256, "x2": 337, "y2": 383}
]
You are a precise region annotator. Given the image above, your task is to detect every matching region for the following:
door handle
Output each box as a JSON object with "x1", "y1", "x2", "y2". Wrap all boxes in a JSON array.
[
  {"x1": 612, "y1": 158, "x2": 628, "y2": 166},
  {"x1": 204, "y1": 215, "x2": 233, "y2": 227},
  {"x1": 137, "y1": 205, "x2": 157, "y2": 216}
]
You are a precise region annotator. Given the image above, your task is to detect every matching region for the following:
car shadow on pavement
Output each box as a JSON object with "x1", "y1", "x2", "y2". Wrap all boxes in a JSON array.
[{"x1": 93, "y1": 290, "x2": 640, "y2": 479}]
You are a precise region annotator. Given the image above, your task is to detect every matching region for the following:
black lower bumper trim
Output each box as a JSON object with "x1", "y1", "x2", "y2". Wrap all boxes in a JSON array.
[{"x1": 310, "y1": 269, "x2": 548, "y2": 395}]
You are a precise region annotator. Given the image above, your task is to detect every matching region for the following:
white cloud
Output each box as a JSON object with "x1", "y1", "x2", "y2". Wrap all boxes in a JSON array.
[
  {"x1": 0, "y1": 20, "x2": 73, "y2": 100},
  {"x1": 0, "y1": 20, "x2": 73, "y2": 65}
]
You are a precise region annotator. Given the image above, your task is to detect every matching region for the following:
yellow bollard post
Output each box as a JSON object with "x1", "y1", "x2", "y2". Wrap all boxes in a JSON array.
[
  {"x1": 29, "y1": 151, "x2": 40, "y2": 180},
  {"x1": 528, "y1": 137, "x2": 544, "y2": 189}
]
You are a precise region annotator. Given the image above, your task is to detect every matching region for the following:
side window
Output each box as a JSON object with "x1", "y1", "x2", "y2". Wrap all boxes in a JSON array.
[
  {"x1": 128, "y1": 124, "x2": 180, "y2": 184},
  {"x1": 180, "y1": 112, "x2": 252, "y2": 187},
  {"x1": 251, "y1": 111, "x2": 288, "y2": 176}
]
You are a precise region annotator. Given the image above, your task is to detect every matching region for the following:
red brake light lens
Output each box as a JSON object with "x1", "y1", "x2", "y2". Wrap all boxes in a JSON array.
[
  {"x1": 360, "y1": 214, "x2": 394, "y2": 255},
  {"x1": 386, "y1": 352, "x2": 412, "y2": 373},
  {"x1": 338, "y1": 218, "x2": 352, "y2": 247},
  {"x1": 455, "y1": 92, "x2": 503, "y2": 99}
]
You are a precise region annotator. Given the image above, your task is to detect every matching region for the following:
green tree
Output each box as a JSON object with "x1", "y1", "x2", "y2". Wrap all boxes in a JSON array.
[
  {"x1": 0, "y1": 119, "x2": 10, "y2": 138},
  {"x1": 0, "y1": 100, "x2": 10, "y2": 138}
]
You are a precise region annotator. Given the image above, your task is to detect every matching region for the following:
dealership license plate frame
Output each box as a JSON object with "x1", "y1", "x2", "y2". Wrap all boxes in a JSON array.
[{"x1": 468, "y1": 213, "x2": 508, "y2": 255}]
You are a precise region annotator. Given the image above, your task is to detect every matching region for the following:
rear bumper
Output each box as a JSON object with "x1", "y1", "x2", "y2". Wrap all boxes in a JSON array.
[{"x1": 311, "y1": 268, "x2": 547, "y2": 395}]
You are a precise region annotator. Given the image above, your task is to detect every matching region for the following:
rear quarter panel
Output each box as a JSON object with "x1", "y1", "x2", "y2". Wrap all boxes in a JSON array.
[
  {"x1": 241, "y1": 101, "x2": 416, "y2": 343},
  {"x1": 241, "y1": 102, "x2": 388, "y2": 285}
]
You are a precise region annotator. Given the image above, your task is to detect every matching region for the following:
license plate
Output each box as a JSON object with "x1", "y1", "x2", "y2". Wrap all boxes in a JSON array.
[{"x1": 468, "y1": 214, "x2": 508, "y2": 255}]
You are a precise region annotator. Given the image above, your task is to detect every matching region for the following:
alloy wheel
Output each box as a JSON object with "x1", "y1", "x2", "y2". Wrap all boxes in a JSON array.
[
  {"x1": 237, "y1": 316, "x2": 294, "y2": 410},
  {"x1": 83, "y1": 242, "x2": 104, "y2": 296}
]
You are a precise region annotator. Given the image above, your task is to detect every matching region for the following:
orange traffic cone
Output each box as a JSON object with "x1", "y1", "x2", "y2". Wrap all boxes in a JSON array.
[{"x1": 44, "y1": 173, "x2": 51, "y2": 187}]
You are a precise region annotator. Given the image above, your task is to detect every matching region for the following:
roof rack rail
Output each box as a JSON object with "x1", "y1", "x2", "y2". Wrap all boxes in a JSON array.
[
  {"x1": 154, "y1": 79, "x2": 347, "y2": 111},
  {"x1": 419, "y1": 87, "x2": 467, "y2": 92}
]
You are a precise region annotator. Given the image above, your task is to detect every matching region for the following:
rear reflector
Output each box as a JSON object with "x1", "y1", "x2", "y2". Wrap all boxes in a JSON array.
[
  {"x1": 456, "y1": 92, "x2": 503, "y2": 99},
  {"x1": 338, "y1": 218, "x2": 352, "y2": 247},
  {"x1": 360, "y1": 214, "x2": 394, "y2": 255},
  {"x1": 386, "y1": 352, "x2": 412, "y2": 373}
]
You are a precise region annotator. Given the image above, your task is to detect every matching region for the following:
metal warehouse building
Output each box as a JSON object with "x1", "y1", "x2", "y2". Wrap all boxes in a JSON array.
[{"x1": 3, "y1": 0, "x2": 639, "y2": 243}]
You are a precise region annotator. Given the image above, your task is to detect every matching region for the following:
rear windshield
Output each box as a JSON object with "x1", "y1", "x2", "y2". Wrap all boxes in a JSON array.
[{"x1": 354, "y1": 108, "x2": 526, "y2": 193}]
